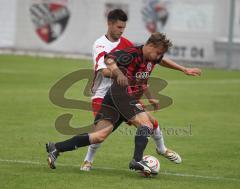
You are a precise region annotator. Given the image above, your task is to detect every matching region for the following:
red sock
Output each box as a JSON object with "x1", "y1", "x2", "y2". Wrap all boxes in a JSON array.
[{"x1": 153, "y1": 120, "x2": 159, "y2": 130}]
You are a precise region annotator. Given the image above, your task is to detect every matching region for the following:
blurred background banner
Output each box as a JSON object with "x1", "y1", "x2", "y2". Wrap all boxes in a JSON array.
[{"x1": 0, "y1": 0, "x2": 239, "y2": 69}]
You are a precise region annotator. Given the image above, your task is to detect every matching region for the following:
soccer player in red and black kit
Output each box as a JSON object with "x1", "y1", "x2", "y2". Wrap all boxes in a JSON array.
[
  {"x1": 81, "y1": 9, "x2": 182, "y2": 171},
  {"x1": 46, "y1": 32, "x2": 201, "y2": 175}
]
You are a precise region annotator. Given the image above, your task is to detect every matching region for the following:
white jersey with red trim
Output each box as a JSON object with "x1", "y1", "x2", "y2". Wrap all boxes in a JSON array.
[{"x1": 91, "y1": 35, "x2": 133, "y2": 99}]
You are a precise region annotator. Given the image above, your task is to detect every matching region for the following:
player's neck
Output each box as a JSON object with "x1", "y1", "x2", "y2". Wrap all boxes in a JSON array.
[
  {"x1": 105, "y1": 34, "x2": 119, "y2": 42},
  {"x1": 142, "y1": 45, "x2": 148, "y2": 61}
]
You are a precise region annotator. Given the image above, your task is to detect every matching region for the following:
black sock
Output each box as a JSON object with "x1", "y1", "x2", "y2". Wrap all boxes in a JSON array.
[
  {"x1": 55, "y1": 134, "x2": 90, "y2": 153},
  {"x1": 133, "y1": 126, "x2": 152, "y2": 162}
]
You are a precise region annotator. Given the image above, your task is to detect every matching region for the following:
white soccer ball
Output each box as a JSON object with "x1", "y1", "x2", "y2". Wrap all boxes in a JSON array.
[{"x1": 143, "y1": 155, "x2": 160, "y2": 174}]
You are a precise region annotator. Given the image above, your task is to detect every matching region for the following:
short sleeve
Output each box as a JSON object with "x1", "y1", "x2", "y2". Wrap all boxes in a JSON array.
[{"x1": 92, "y1": 42, "x2": 107, "y2": 71}]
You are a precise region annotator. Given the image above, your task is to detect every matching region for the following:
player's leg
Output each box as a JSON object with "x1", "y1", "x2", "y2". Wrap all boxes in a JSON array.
[
  {"x1": 146, "y1": 112, "x2": 182, "y2": 164},
  {"x1": 108, "y1": 84, "x2": 156, "y2": 175},
  {"x1": 81, "y1": 143, "x2": 100, "y2": 171},
  {"x1": 137, "y1": 101, "x2": 166, "y2": 153},
  {"x1": 46, "y1": 119, "x2": 113, "y2": 169},
  {"x1": 128, "y1": 111, "x2": 159, "y2": 175},
  {"x1": 146, "y1": 112, "x2": 167, "y2": 153},
  {"x1": 81, "y1": 93, "x2": 124, "y2": 170},
  {"x1": 130, "y1": 112, "x2": 153, "y2": 161},
  {"x1": 81, "y1": 117, "x2": 124, "y2": 171},
  {"x1": 81, "y1": 98, "x2": 103, "y2": 171}
]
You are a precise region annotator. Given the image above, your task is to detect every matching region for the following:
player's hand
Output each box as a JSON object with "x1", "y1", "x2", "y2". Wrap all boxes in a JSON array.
[
  {"x1": 148, "y1": 98, "x2": 160, "y2": 111},
  {"x1": 183, "y1": 68, "x2": 202, "y2": 76},
  {"x1": 117, "y1": 74, "x2": 128, "y2": 86}
]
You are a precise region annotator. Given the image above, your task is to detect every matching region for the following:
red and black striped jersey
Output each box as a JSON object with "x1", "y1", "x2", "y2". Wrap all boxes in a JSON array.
[{"x1": 105, "y1": 45, "x2": 163, "y2": 99}]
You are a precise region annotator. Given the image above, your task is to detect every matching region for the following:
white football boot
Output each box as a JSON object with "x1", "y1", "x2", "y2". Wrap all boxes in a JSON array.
[
  {"x1": 156, "y1": 148, "x2": 182, "y2": 164},
  {"x1": 80, "y1": 160, "x2": 92, "y2": 171}
]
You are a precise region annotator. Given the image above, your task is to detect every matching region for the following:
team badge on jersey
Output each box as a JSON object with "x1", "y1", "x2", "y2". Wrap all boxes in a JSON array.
[
  {"x1": 147, "y1": 62, "x2": 152, "y2": 71},
  {"x1": 30, "y1": 0, "x2": 70, "y2": 43}
]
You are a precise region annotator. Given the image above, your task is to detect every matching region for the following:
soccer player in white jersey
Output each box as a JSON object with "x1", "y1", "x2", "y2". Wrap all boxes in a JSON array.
[{"x1": 80, "y1": 9, "x2": 182, "y2": 171}]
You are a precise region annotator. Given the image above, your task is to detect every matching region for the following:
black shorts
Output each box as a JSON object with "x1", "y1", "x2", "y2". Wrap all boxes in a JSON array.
[{"x1": 94, "y1": 82, "x2": 145, "y2": 130}]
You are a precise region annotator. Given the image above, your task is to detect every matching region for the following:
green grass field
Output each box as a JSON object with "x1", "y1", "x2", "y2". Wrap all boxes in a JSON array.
[{"x1": 0, "y1": 55, "x2": 240, "y2": 189}]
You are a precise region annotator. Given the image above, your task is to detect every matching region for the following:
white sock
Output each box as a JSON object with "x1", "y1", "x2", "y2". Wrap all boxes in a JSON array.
[
  {"x1": 152, "y1": 126, "x2": 167, "y2": 154},
  {"x1": 84, "y1": 143, "x2": 101, "y2": 163}
]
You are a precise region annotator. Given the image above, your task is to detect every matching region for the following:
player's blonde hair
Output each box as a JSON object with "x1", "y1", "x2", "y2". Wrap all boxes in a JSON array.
[{"x1": 146, "y1": 32, "x2": 172, "y2": 51}]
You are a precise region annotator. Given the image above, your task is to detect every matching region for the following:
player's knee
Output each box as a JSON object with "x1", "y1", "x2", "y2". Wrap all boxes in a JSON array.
[
  {"x1": 95, "y1": 135, "x2": 106, "y2": 143},
  {"x1": 95, "y1": 129, "x2": 111, "y2": 143},
  {"x1": 141, "y1": 120, "x2": 153, "y2": 130},
  {"x1": 132, "y1": 113, "x2": 153, "y2": 129},
  {"x1": 136, "y1": 125, "x2": 153, "y2": 137}
]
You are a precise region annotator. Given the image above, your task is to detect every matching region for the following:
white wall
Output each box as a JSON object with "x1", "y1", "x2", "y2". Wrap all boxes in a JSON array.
[
  {"x1": 235, "y1": 0, "x2": 240, "y2": 38},
  {"x1": 0, "y1": 0, "x2": 239, "y2": 68},
  {"x1": 0, "y1": 0, "x2": 17, "y2": 47}
]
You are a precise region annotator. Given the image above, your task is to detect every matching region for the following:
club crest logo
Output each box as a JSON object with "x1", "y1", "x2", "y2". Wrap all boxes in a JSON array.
[
  {"x1": 142, "y1": 0, "x2": 170, "y2": 33},
  {"x1": 30, "y1": 0, "x2": 70, "y2": 43},
  {"x1": 147, "y1": 62, "x2": 152, "y2": 71}
]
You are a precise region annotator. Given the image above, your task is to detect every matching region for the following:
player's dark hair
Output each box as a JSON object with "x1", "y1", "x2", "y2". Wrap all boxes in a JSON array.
[
  {"x1": 146, "y1": 32, "x2": 172, "y2": 51},
  {"x1": 107, "y1": 9, "x2": 128, "y2": 22}
]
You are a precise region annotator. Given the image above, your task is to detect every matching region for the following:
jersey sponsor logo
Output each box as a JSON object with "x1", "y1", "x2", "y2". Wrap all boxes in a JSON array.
[
  {"x1": 30, "y1": 0, "x2": 70, "y2": 43},
  {"x1": 135, "y1": 72, "x2": 149, "y2": 79},
  {"x1": 96, "y1": 45, "x2": 105, "y2": 49}
]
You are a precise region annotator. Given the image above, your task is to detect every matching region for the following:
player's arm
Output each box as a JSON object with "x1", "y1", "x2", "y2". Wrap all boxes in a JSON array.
[
  {"x1": 101, "y1": 68, "x2": 111, "y2": 77},
  {"x1": 92, "y1": 42, "x2": 114, "y2": 78},
  {"x1": 105, "y1": 57, "x2": 128, "y2": 86},
  {"x1": 93, "y1": 47, "x2": 121, "y2": 78},
  {"x1": 160, "y1": 57, "x2": 202, "y2": 76}
]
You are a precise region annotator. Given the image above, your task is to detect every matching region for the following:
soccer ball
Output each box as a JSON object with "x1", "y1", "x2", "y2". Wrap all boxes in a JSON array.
[{"x1": 143, "y1": 155, "x2": 160, "y2": 175}]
